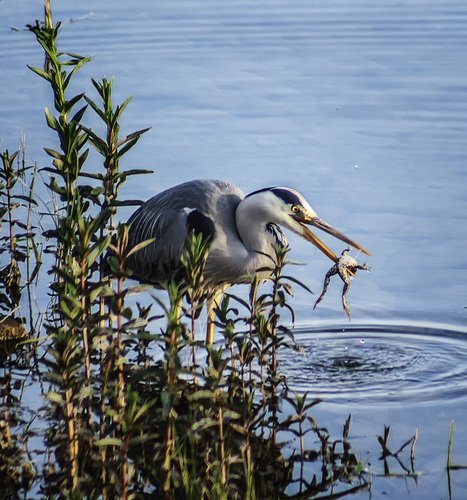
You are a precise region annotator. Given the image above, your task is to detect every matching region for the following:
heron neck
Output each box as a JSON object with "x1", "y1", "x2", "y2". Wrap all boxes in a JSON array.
[{"x1": 235, "y1": 197, "x2": 275, "y2": 268}]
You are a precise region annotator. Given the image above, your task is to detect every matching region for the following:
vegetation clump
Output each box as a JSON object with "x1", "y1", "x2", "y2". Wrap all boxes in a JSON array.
[{"x1": 0, "y1": 3, "x2": 431, "y2": 499}]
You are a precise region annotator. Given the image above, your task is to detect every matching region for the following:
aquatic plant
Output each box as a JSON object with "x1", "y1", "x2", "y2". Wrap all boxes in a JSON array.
[
  {"x1": 0, "y1": 146, "x2": 40, "y2": 327},
  {"x1": 377, "y1": 424, "x2": 419, "y2": 478},
  {"x1": 446, "y1": 420, "x2": 467, "y2": 498},
  {"x1": 0, "y1": 2, "x2": 382, "y2": 498}
]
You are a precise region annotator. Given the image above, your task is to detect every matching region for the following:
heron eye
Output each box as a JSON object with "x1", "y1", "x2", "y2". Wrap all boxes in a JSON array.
[{"x1": 291, "y1": 205, "x2": 300, "y2": 214}]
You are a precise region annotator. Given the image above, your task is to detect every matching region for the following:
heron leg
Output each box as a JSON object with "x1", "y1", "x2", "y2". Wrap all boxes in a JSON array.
[{"x1": 206, "y1": 290, "x2": 223, "y2": 344}]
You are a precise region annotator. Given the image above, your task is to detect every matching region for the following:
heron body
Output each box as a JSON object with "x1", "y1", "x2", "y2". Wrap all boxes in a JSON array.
[{"x1": 125, "y1": 179, "x2": 370, "y2": 342}]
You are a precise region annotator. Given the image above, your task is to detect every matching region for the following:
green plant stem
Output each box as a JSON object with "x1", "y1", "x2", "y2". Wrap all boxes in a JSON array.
[
  {"x1": 217, "y1": 392, "x2": 227, "y2": 487},
  {"x1": 116, "y1": 274, "x2": 125, "y2": 413},
  {"x1": 25, "y1": 155, "x2": 39, "y2": 333},
  {"x1": 80, "y1": 268, "x2": 92, "y2": 407},
  {"x1": 121, "y1": 433, "x2": 128, "y2": 500},
  {"x1": 191, "y1": 310, "x2": 198, "y2": 384},
  {"x1": 65, "y1": 385, "x2": 78, "y2": 490},
  {"x1": 447, "y1": 420, "x2": 454, "y2": 469}
]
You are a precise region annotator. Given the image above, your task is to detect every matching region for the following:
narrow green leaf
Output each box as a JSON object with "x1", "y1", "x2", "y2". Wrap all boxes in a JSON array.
[
  {"x1": 44, "y1": 147, "x2": 62, "y2": 160},
  {"x1": 281, "y1": 275, "x2": 314, "y2": 294},
  {"x1": 44, "y1": 107, "x2": 57, "y2": 130},
  {"x1": 12, "y1": 194, "x2": 38, "y2": 206},
  {"x1": 114, "y1": 96, "x2": 133, "y2": 120},
  {"x1": 188, "y1": 390, "x2": 217, "y2": 401},
  {"x1": 89, "y1": 284, "x2": 112, "y2": 303},
  {"x1": 71, "y1": 104, "x2": 88, "y2": 124},
  {"x1": 116, "y1": 137, "x2": 139, "y2": 159},
  {"x1": 192, "y1": 418, "x2": 217, "y2": 433},
  {"x1": 61, "y1": 93, "x2": 85, "y2": 116},
  {"x1": 88, "y1": 135, "x2": 108, "y2": 154},
  {"x1": 116, "y1": 127, "x2": 151, "y2": 149},
  {"x1": 112, "y1": 199, "x2": 145, "y2": 207},
  {"x1": 27, "y1": 65, "x2": 51, "y2": 82},
  {"x1": 124, "y1": 284, "x2": 154, "y2": 295},
  {"x1": 85, "y1": 245, "x2": 105, "y2": 267},
  {"x1": 47, "y1": 392, "x2": 65, "y2": 405},
  {"x1": 115, "y1": 168, "x2": 154, "y2": 179},
  {"x1": 63, "y1": 56, "x2": 93, "y2": 88},
  {"x1": 78, "y1": 148, "x2": 89, "y2": 167},
  {"x1": 83, "y1": 96, "x2": 106, "y2": 122},
  {"x1": 126, "y1": 237, "x2": 156, "y2": 257},
  {"x1": 95, "y1": 438, "x2": 122, "y2": 447},
  {"x1": 122, "y1": 318, "x2": 148, "y2": 330},
  {"x1": 79, "y1": 171, "x2": 105, "y2": 181}
]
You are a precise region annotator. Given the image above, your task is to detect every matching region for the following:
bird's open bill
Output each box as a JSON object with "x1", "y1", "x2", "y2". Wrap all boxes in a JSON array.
[{"x1": 300, "y1": 217, "x2": 371, "y2": 263}]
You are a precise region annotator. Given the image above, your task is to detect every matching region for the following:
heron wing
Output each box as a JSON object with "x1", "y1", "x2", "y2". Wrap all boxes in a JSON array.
[{"x1": 126, "y1": 179, "x2": 244, "y2": 286}]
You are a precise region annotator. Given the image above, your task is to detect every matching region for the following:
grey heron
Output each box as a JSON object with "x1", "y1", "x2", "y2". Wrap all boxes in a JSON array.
[{"x1": 125, "y1": 179, "x2": 370, "y2": 343}]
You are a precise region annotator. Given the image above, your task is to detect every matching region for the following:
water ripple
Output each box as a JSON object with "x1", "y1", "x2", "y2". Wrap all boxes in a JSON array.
[{"x1": 281, "y1": 323, "x2": 467, "y2": 405}]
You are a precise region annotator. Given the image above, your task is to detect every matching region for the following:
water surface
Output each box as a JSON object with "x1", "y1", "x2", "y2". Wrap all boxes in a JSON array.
[{"x1": 2, "y1": 1, "x2": 467, "y2": 497}]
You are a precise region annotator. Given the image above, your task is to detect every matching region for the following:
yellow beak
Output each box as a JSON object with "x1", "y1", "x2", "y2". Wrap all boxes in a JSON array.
[{"x1": 298, "y1": 216, "x2": 371, "y2": 263}]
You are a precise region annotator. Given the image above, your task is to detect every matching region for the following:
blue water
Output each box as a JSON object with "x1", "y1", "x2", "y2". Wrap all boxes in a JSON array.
[{"x1": 2, "y1": 1, "x2": 467, "y2": 497}]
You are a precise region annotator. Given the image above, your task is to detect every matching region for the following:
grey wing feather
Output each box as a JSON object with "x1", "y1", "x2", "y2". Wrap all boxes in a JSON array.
[
  {"x1": 126, "y1": 198, "x2": 186, "y2": 284},
  {"x1": 126, "y1": 179, "x2": 243, "y2": 286}
]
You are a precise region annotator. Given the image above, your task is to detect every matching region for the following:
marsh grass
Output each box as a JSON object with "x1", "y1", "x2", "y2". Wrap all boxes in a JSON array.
[
  {"x1": 2, "y1": 4, "x2": 443, "y2": 499},
  {"x1": 376, "y1": 425, "x2": 419, "y2": 479}
]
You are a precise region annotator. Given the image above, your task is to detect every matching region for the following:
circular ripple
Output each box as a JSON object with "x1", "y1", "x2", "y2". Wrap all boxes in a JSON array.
[{"x1": 280, "y1": 323, "x2": 467, "y2": 405}]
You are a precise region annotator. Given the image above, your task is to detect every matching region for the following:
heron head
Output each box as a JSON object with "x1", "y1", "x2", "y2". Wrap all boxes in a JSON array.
[{"x1": 268, "y1": 187, "x2": 371, "y2": 262}]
